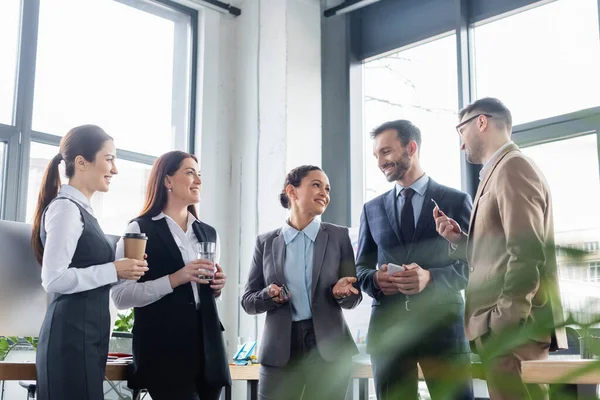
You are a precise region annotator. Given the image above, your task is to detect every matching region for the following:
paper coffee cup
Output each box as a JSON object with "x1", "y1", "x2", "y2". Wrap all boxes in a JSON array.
[{"x1": 123, "y1": 233, "x2": 148, "y2": 260}]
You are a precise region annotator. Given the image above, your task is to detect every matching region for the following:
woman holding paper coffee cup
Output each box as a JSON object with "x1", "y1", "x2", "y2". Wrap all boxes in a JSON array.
[
  {"x1": 111, "y1": 150, "x2": 230, "y2": 400},
  {"x1": 30, "y1": 125, "x2": 148, "y2": 400},
  {"x1": 241, "y1": 165, "x2": 362, "y2": 400}
]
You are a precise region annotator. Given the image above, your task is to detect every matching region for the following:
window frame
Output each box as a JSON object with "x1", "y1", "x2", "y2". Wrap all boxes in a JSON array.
[
  {"x1": 0, "y1": 0, "x2": 198, "y2": 222},
  {"x1": 346, "y1": 0, "x2": 600, "y2": 226}
]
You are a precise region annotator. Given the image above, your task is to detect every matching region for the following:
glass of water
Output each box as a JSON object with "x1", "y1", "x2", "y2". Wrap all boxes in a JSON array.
[{"x1": 197, "y1": 242, "x2": 216, "y2": 282}]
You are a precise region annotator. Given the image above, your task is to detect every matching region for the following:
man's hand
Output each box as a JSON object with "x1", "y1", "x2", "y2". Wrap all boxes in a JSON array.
[
  {"x1": 374, "y1": 264, "x2": 399, "y2": 295},
  {"x1": 389, "y1": 263, "x2": 431, "y2": 295},
  {"x1": 433, "y1": 206, "x2": 464, "y2": 245}
]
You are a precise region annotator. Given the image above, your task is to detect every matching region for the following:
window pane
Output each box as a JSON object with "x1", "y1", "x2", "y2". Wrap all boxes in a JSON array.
[
  {"x1": 26, "y1": 142, "x2": 152, "y2": 235},
  {"x1": 474, "y1": 0, "x2": 600, "y2": 125},
  {"x1": 0, "y1": 0, "x2": 21, "y2": 125},
  {"x1": 363, "y1": 35, "x2": 461, "y2": 203},
  {"x1": 520, "y1": 134, "x2": 600, "y2": 323},
  {"x1": 33, "y1": 0, "x2": 192, "y2": 156}
]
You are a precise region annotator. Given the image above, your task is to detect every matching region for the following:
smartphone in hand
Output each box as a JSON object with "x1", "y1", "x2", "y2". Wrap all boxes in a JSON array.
[{"x1": 387, "y1": 263, "x2": 405, "y2": 275}]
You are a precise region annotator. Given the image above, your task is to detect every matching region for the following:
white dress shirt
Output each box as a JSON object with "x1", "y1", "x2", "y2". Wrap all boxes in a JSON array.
[
  {"x1": 41, "y1": 185, "x2": 118, "y2": 294},
  {"x1": 111, "y1": 212, "x2": 221, "y2": 310}
]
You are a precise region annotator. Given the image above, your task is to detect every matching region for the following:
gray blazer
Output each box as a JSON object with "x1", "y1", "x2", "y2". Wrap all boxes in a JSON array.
[{"x1": 241, "y1": 222, "x2": 361, "y2": 367}]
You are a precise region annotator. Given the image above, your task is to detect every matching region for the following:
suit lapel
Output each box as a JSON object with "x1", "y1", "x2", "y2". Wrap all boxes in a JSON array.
[
  {"x1": 468, "y1": 143, "x2": 520, "y2": 235},
  {"x1": 191, "y1": 221, "x2": 207, "y2": 242},
  {"x1": 311, "y1": 225, "x2": 328, "y2": 301},
  {"x1": 272, "y1": 231, "x2": 287, "y2": 286},
  {"x1": 155, "y1": 218, "x2": 186, "y2": 272},
  {"x1": 384, "y1": 189, "x2": 403, "y2": 245}
]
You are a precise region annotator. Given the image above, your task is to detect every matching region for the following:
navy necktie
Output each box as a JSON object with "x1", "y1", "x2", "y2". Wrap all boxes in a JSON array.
[{"x1": 401, "y1": 188, "x2": 415, "y2": 244}]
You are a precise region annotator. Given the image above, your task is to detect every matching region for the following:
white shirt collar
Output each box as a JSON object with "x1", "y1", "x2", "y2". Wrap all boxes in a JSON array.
[
  {"x1": 152, "y1": 212, "x2": 199, "y2": 230},
  {"x1": 58, "y1": 184, "x2": 94, "y2": 214},
  {"x1": 480, "y1": 141, "x2": 514, "y2": 180}
]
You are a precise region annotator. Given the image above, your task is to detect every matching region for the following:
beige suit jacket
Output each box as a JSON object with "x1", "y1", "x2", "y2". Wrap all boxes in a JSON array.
[{"x1": 456, "y1": 143, "x2": 567, "y2": 351}]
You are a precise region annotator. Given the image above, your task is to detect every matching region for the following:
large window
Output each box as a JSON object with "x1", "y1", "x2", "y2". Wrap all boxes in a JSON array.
[
  {"x1": 0, "y1": 0, "x2": 21, "y2": 125},
  {"x1": 33, "y1": 0, "x2": 192, "y2": 155},
  {"x1": 520, "y1": 134, "x2": 600, "y2": 319},
  {"x1": 363, "y1": 35, "x2": 461, "y2": 201},
  {"x1": 520, "y1": 135, "x2": 600, "y2": 239},
  {"x1": 0, "y1": 0, "x2": 197, "y2": 227},
  {"x1": 473, "y1": 0, "x2": 600, "y2": 125}
]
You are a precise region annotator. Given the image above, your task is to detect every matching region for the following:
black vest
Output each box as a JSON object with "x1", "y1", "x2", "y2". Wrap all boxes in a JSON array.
[
  {"x1": 130, "y1": 216, "x2": 231, "y2": 389},
  {"x1": 37, "y1": 198, "x2": 115, "y2": 400}
]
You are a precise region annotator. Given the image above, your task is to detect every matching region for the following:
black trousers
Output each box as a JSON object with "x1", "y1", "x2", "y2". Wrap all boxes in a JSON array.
[
  {"x1": 147, "y1": 380, "x2": 221, "y2": 400},
  {"x1": 146, "y1": 310, "x2": 224, "y2": 400},
  {"x1": 258, "y1": 319, "x2": 352, "y2": 400}
]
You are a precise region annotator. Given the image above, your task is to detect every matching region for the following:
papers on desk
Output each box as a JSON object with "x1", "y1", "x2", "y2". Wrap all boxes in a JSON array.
[{"x1": 107, "y1": 353, "x2": 133, "y2": 364}]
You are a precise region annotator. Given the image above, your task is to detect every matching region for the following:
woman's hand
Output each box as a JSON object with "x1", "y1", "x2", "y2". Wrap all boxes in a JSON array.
[
  {"x1": 210, "y1": 263, "x2": 226, "y2": 296},
  {"x1": 168, "y1": 259, "x2": 215, "y2": 289},
  {"x1": 332, "y1": 277, "x2": 359, "y2": 299},
  {"x1": 114, "y1": 259, "x2": 148, "y2": 281}
]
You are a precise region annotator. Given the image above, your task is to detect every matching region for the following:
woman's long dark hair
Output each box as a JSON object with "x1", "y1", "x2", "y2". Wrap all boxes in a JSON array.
[
  {"x1": 139, "y1": 151, "x2": 199, "y2": 219},
  {"x1": 31, "y1": 125, "x2": 113, "y2": 265}
]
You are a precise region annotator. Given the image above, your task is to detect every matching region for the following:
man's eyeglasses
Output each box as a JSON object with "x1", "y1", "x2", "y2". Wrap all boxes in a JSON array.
[{"x1": 455, "y1": 114, "x2": 492, "y2": 136}]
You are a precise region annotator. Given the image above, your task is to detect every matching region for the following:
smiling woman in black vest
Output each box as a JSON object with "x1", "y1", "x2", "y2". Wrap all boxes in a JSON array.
[
  {"x1": 111, "y1": 150, "x2": 230, "y2": 400},
  {"x1": 31, "y1": 125, "x2": 148, "y2": 400}
]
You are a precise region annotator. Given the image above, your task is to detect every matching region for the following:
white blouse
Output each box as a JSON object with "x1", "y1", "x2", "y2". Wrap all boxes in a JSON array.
[
  {"x1": 110, "y1": 212, "x2": 221, "y2": 310},
  {"x1": 40, "y1": 185, "x2": 118, "y2": 294}
]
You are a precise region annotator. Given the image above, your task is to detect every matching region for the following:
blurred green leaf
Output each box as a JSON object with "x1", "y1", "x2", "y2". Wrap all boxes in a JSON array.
[
  {"x1": 0, "y1": 337, "x2": 9, "y2": 361},
  {"x1": 113, "y1": 310, "x2": 134, "y2": 332}
]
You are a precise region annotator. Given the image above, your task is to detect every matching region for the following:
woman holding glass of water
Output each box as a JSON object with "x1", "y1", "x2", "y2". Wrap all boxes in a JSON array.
[{"x1": 111, "y1": 150, "x2": 231, "y2": 400}]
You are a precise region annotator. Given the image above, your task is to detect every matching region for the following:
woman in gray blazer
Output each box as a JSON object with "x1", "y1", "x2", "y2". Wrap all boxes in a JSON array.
[{"x1": 242, "y1": 165, "x2": 362, "y2": 400}]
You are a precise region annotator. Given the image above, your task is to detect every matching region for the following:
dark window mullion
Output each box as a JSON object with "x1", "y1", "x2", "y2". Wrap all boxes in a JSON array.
[{"x1": 5, "y1": 0, "x2": 40, "y2": 221}]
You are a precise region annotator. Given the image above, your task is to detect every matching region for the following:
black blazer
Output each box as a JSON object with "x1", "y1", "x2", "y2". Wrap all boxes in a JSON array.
[
  {"x1": 129, "y1": 217, "x2": 231, "y2": 389},
  {"x1": 356, "y1": 178, "x2": 472, "y2": 355}
]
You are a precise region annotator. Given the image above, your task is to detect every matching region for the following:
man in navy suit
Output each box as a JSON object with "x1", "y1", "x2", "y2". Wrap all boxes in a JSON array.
[{"x1": 356, "y1": 120, "x2": 474, "y2": 400}]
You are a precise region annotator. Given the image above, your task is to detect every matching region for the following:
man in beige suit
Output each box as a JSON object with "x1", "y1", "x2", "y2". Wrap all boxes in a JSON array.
[{"x1": 433, "y1": 98, "x2": 567, "y2": 400}]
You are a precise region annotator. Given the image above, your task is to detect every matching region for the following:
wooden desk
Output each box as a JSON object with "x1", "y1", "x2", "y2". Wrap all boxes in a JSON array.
[
  {"x1": 0, "y1": 361, "x2": 480, "y2": 400},
  {"x1": 0, "y1": 362, "x2": 374, "y2": 381},
  {"x1": 522, "y1": 359, "x2": 600, "y2": 385},
  {"x1": 2, "y1": 360, "x2": 598, "y2": 400},
  {"x1": 0, "y1": 362, "x2": 128, "y2": 381}
]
